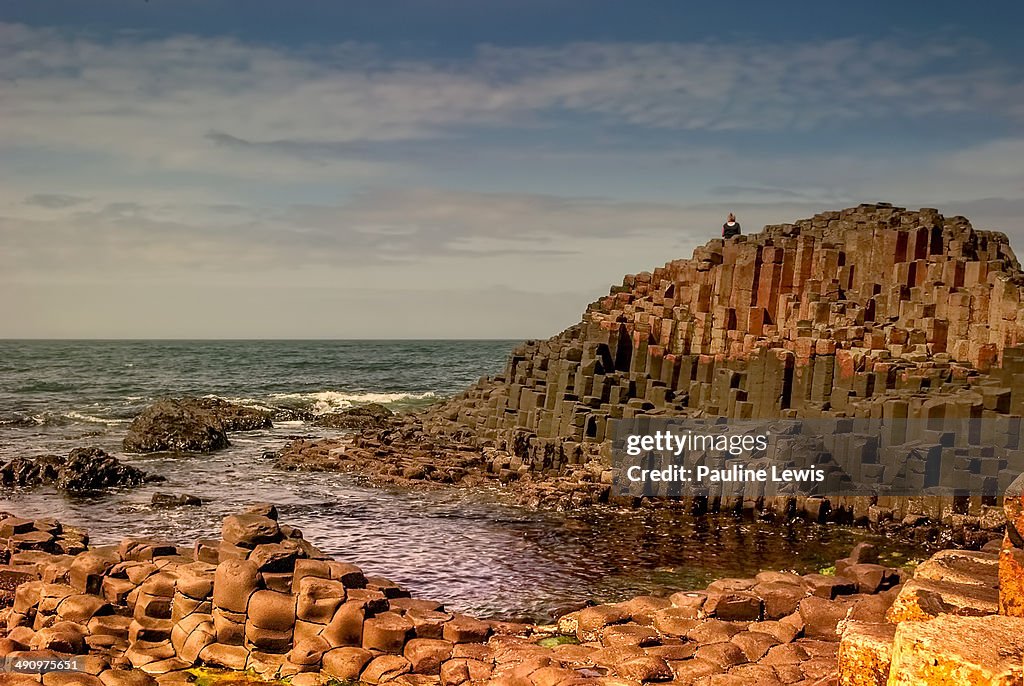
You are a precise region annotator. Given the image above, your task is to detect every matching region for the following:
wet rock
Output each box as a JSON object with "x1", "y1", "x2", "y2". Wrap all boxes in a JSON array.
[
  {"x1": 192, "y1": 396, "x2": 272, "y2": 431},
  {"x1": 123, "y1": 398, "x2": 231, "y2": 453},
  {"x1": 0, "y1": 449, "x2": 153, "y2": 493},
  {"x1": 0, "y1": 456, "x2": 56, "y2": 487},
  {"x1": 149, "y1": 493, "x2": 202, "y2": 508},
  {"x1": 313, "y1": 403, "x2": 394, "y2": 430},
  {"x1": 58, "y1": 448, "x2": 151, "y2": 492}
]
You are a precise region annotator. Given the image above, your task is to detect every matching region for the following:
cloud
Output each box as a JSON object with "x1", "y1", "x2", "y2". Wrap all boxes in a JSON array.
[
  {"x1": 24, "y1": 193, "x2": 89, "y2": 209},
  {"x1": 2, "y1": 22, "x2": 1022, "y2": 184},
  {"x1": 0, "y1": 188, "x2": 697, "y2": 283},
  {"x1": 945, "y1": 139, "x2": 1024, "y2": 179}
]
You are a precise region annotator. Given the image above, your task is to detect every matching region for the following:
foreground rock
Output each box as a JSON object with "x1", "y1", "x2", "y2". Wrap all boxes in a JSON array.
[
  {"x1": 123, "y1": 397, "x2": 271, "y2": 453},
  {"x1": 0, "y1": 447, "x2": 155, "y2": 493},
  {"x1": 312, "y1": 402, "x2": 394, "y2": 430},
  {"x1": 0, "y1": 509, "x2": 912, "y2": 685},
  {"x1": 836, "y1": 476, "x2": 1024, "y2": 685}
]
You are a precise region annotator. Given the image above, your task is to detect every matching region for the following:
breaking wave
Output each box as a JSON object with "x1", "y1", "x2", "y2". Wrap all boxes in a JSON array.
[{"x1": 267, "y1": 390, "x2": 437, "y2": 415}]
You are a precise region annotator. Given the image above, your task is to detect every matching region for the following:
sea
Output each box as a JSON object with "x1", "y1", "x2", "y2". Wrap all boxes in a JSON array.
[{"x1": 0, "y1": 339, "x2": 923, "y2": 621}]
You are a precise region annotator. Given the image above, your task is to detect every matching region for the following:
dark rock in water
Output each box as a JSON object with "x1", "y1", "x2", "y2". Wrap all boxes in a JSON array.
[
  {"x1": 313, "y1": 403, "x2": 394, "y2": 430},
  {"x1": 123, "y1": 398, "x2": 229, "y2": 453},
  {"x1": 193, "y1": 396, "x2": 273, "y2": 431},
  {"x1": 0, "y1": 447, "x2": 154, "y2": 492},
  {"x1": 0, "y1": 413, "x2": 40, "y2": 428},
  {"x1": 0, "y1": 457, "x2": 49, "y2": 488},
  {"x1": 57, "y1": 447, "x2": 151, "y2": 492},
  {"x1": 269, "y1": 407, "x2": 315, "y2": 422},
  {"x1": 123, "y1": 396, "x2": 272, "y2": 453},
  {"x1": 151, "y1": 492, "x2": 203, "y2": 507},
  {"x1": 0, "y1": 454, "x2": 67, "y2": 488}
]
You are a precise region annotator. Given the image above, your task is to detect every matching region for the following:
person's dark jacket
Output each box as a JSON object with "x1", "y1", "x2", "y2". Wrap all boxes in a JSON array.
[{"x1": 722, "y1": 221, "x2": 741, "y2": 239}]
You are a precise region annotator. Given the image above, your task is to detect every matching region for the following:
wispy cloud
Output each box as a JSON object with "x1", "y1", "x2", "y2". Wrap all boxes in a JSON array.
[
  {"x1": 24, "y1": 193, "x2": 90, "y2": 209},
  {"x1": 1, "y1": 188, "x2": 696, "y2": 280},
  {"x1": 2, "y1": 22, "x2": 1022, "y2": 180}
]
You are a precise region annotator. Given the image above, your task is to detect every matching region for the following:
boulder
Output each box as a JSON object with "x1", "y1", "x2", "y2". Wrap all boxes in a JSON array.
[
  {"x1": 123, "y1": 395, "x2": 268, "y2": 453},
  {"x1": 221, "y1": 515, "x2": 281, "y2": 548},
  {"x1": 123, "y1": 398, "x2": 231, "y2": 453},
  {"x1": 57, "y1": 448, "x2": 150, "y2": 492},
  {"x1": 192, "y1": 397, "x2": 272, "y2": 431}
]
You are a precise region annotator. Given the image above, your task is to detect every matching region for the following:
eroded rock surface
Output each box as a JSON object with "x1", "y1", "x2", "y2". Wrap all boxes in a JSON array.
[{"x1": 0, "y1": 510, "x2": 909, "y2": 686}]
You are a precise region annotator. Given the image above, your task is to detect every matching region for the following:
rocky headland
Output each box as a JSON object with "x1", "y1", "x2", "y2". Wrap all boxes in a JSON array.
[{"x1": 278, "y1": 204, "x2": 1024, "y2": 541}]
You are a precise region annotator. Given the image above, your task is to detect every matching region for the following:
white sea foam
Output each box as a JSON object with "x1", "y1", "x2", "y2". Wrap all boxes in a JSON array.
[
  {"x1": 203, "y1": 395, "x2": 278, "y2": 413},
  {"x1": 268, "y1": 390, "x2": 437, "y2": 415},
  {"x1": 64, "y1": 411, "x2": 130, "y2": 425}
]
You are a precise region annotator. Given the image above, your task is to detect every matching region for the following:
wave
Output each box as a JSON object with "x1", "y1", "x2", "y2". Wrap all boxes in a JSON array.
[
  {"x1": 267, "y1": 390, "x2": 437, "y2": 415},
  {"x1": 1, "y1": 410, "x2": 131, "y2": 428},
  {"x1": 203, "y1": 395, "x2": 279, "y2": 413},
  {"x1": 63, "y1": 411, "x2": 132, "y2": 425}
]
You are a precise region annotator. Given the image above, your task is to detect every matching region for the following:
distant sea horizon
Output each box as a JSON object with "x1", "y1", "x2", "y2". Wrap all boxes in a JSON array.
[
  {"x1": 0, "y1": 339, "x2": 519, "y2": 445},
  {"x1": 0, "y1": 337, "x2": 526, "y2": 342}
]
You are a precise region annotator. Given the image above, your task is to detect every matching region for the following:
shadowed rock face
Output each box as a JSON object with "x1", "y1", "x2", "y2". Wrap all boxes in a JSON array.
[{"x1": 123, "y1": 397, "x2": 271, "y2": 454}]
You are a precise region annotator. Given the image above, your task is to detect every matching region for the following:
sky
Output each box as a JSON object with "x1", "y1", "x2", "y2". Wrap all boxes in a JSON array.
[{"x1": 2, "y1": 1, "x2": 1023, "y2": 339}]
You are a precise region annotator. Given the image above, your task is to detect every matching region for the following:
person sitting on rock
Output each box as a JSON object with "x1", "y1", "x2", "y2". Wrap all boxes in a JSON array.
[{"x1": 722, "y1": 213, "x2": 741, "y2": 239}]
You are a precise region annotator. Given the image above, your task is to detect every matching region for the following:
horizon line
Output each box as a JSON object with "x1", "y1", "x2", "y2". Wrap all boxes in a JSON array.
[{"x1": 0, "y1": 337, "x2": 528, "y2": 342}]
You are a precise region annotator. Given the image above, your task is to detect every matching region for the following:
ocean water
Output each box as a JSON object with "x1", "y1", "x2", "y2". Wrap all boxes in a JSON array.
[{"x1": 0, "y1": 339, "x2": 923, "y2": 621}]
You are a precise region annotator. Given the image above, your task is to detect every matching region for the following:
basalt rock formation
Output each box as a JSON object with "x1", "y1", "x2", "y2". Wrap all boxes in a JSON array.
[
  {"x1": 0, "y1": 508, "x2": 911, "y2": 686},
  {"x1": 431, "y1": 203, "x2": 1024, "y2": 444},
  {"x1": 357, "y1": 204, "x2": 1022, "y2": 521},
  {"x1": 312, "y1": 402, "x2": 394, "y2": 430}
]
